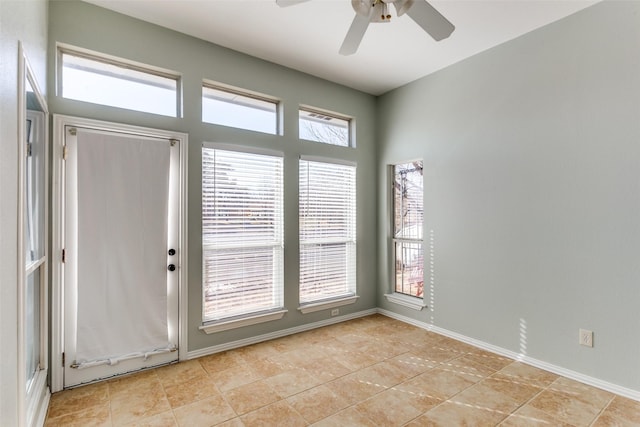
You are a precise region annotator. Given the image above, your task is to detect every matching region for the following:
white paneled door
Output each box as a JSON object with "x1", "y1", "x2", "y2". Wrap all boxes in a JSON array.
[{"x1": 62, "y1": 123, "x2": 181, "y2": 387}]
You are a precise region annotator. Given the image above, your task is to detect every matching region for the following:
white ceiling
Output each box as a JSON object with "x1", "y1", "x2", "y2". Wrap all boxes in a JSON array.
[{"x1": 84, "y1": 0, "x2": 599, "y2": 95}]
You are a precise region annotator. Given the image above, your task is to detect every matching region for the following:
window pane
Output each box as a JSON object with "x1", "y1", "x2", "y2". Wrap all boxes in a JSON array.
[
  {"x1": 202, "y1": 148, "x2": 284, "y2": 322},
  {"x1": 61, "y1": 51, "x2": 179, "y2": 117},
  {"x1": 395, "y1": 241, "x2": 423, "y2": 298},
  {"x1": 26, "y1": 267, "x2": 41, "y2": 389},
  {"x1": 393, "y1": 161, "x2": 423, "y2": 298},
  {"x1": 203, "y1": 246, "x2": 282, "y2": 320},
  {"x1": 300, "y1": 242, "x2": 356, "y2": 303},
  {"x1": 203, "y1": 85, "x2": 277, "y2": 134},
  {"x1": 299, "y1": 109, "x2": 350, "y2": 147},
  {"x1": 25, "y1": 107, "x2": 45, "y2": 264},
  {"x1": 394, "y1": 162, "x2": 423, "y2": 239},
  {"x1": 299, "y1": 160, "x2": 356, "y2": 304}
]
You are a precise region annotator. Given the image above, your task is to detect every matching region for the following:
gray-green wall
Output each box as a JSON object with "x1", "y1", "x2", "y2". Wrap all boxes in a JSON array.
[
  {"x1": 48, "y1": 1, "x2": 378, "y2": 353},
  {"x1": 377, "y1": 0, "x2": 640, "y2": 391},
  {"x1": 1, "y1": 0, "x2": 48, "y2": 423},
  {"x1": 47, "y1": 0, "x2": 640, "y2": 394}
]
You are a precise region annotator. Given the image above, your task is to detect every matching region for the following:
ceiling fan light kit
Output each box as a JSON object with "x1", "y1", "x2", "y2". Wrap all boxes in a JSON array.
[
  {"x1": 277, "y1": 0, "x2": 454, "y2": 55},
  {"x1": 369, "y1": 2, "x2": 391, "y2": 23},
  {"x1": 359, "y1": 0, "x2": 413, "y2": 21}
]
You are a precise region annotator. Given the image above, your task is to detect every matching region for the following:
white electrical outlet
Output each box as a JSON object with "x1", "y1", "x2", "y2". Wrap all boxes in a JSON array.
[
  {"x1": 331, "y1": 309, "x2": 339, "y2": 316},
  {"x1": 579, "y1": 329, "x2": 593, "y2": 347}
]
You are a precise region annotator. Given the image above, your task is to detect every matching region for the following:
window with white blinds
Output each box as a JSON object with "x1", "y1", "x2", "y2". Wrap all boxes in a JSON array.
[
  {"x1": 299, "y1": 159, "x2": 356, "y2": 305},
  {"x1": 202, "y1": 147, "x2": 284, "y2": 322}
]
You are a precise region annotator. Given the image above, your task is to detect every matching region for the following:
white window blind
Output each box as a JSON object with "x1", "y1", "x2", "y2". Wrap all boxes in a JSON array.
[
  {"x1": 202, "y1": 148, "x2": 284, "y2": 322},
  {"x1": 299, "y1": 159, "x2": 356, "y2": 304}
]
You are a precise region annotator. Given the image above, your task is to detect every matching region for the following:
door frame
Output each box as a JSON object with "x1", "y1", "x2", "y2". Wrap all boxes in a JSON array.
[{"x1": 51, "y1": 115, "x2": 188, "y2": 392}]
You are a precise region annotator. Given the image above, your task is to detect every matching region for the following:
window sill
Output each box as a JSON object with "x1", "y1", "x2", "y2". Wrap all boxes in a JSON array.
[
  {"x1": 298, "y1": 295, "x2": 359, "y2": 314},
  {"x1": 199, "y1": 309, "x2": 288, "y2": 334},
  {"x1": 384, "y1": 293, "x2": 427, "y2": 311}
]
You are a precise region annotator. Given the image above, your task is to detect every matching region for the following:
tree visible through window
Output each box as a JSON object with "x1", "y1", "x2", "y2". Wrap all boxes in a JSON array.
[
  {"x1": 393, "y1": 161, "x2": 424, "y2": 297},
  {"x1": 299, "y1": 109, "x2": 350, "y2": 147}
]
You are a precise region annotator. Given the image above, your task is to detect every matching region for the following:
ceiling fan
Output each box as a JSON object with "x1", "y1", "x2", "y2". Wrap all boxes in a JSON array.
[{"x1": 276, "y1": 0, "x2": 455, "y2": 55}]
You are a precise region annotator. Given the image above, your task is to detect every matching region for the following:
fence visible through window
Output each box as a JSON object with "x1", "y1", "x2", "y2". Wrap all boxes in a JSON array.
[{"x1": 393, "y1": 161, "x2": 424, "y2": 298}]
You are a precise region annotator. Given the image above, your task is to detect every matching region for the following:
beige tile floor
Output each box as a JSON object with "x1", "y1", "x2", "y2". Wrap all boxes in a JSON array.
[{"x1": 45, "y1": 314, "x2": 640, "y2": 426}]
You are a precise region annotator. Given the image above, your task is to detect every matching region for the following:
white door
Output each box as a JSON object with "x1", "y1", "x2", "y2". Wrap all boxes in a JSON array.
[{"x1": 63, "y1": 124, "x2": 180, "y2": 387}]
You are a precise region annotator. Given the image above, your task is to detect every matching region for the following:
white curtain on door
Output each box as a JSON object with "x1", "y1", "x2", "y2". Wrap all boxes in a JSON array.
[{"x1": 75, "y1": 130, "x2": 170, "y2": 363}]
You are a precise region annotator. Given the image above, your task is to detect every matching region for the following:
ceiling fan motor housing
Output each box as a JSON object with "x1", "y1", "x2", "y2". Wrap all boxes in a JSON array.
[
  {"x1": 277, "y1": 0, "x2": 455, "y2": 56},
  {"x1": 351, "y1": 0, "x2": 415, "y2": 21}
]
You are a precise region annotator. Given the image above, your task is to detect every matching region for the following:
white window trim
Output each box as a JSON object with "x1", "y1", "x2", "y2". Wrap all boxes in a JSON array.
[
  {"x1": 299, "y1": 154, "x2": 356, "y2": 167},
  {"x1": 19, "y1": 43, "x2": 51, "y2": 427},
  {"x1": 298, "y1": 105, "x2": 354, "y2": 147},
  {"x1": 384, "y1": 293, "x2": 427, "y2": 311},
  {"x1": 298, "y1": 295, "x2": 359, "y2": 314},
  {"x1": 57, "y1": 43, "x2": 182, "y2": 82},
  {"x1": 57, "y1": 43, "x2": 182, "y2": 117},
  {"x1": 202, "y1": 80, "x2": 281, "y2": 135},
  {"x1": 199, "y1": 309, "x2": 288, "y2": 334},
  {"x1": 202, "y1": 142, "x2": 283, "y2": 158},
  {"x1": 391, "y1": 161, "x2": 424, "y2": 299},
  {"x1": 203, "y1": 79, "x2": 280, "y2": 105}
]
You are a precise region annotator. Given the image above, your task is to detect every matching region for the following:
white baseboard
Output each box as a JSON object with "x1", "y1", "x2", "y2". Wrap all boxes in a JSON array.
[
  {"x1": 30, "y1": 386, "x2": 50, "y2": 427},
  {"x1": 377, "y1": 308, "x2": 640, "y2": 402},
  {"x1": 187, "y1": 309, "x2": 378, "y2": 360},
  {"x1": 186, "y1": 306, "x2": 640, "y2": 402}
]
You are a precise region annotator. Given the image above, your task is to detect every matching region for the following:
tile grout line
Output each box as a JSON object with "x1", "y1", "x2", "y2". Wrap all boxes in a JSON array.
[
  {"x1": 496, "y1": 378, "x2": 549, "y2": 426},
  {"x1": 587, "y1": 394, "x2": 616, "y2": 427},
  {"x1": 316, "y1": 333, "x2": 507, "y2": 425},
  {"x1": 407, "y1": 355, "x2": 559, "y2": 426},
  {"x1": 286, "y1": 343, "x2": 432, "y2": 425},
  {"x1": 199, "y1": 358, "x2": 244, "y2": 425},
  {"x1": 398, "y1": 351, "x2": 499, "y2": 426},
  {"x1": 45, "y1": 317, "x2": 638, "y2": 426}
]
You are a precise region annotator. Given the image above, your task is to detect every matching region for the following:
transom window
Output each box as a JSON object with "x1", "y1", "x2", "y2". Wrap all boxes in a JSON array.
[
  {"x1": 299, "y1": 108, "x2": 351, "y2": 147},
  {"x1": 393, "y1": 161, "x2": 424, "y2": 298},
  {"x1": 299, "y1": 158, "x2": 356, "y2": 304},
  {"x1": 201, "y1": 147, "x2": 284, "y2": 322},
  {"x1": 202, "y1": 83, "x2": 279, "y2": 135},
  {"x1": 59, "y1": 46, "x2": 180, "y2": 117}
]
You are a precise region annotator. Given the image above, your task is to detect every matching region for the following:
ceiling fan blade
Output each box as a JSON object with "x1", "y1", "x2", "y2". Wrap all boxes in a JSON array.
[
  {"x1": 405, "y1": 0, "x2": 455, "y2": 41},
  {"x1": 339, "y1": 13, "x2": 371, "y2": 56},
  {"x1": 276, "y1": 0, "x2": 310, "y2": 7}
]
